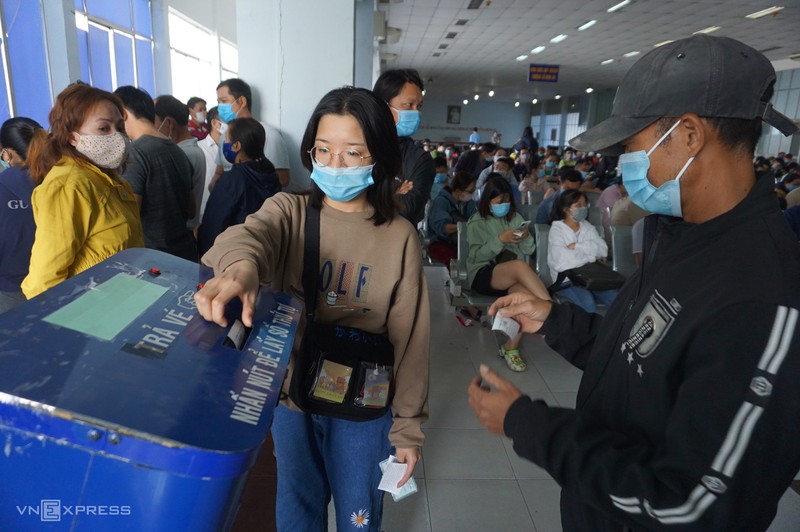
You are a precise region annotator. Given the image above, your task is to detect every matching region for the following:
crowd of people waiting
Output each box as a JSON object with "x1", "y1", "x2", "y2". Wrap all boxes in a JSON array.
[
  {"x1": 424, "y1": 127, "x2": 800, "y2": 371},
  {"x1": 0, "y1": 50, "x2": 798, "y2": 529}
]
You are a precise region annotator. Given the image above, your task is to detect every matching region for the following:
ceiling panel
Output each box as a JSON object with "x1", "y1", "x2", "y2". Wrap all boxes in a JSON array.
[{"x1": 377, "y1": 0, "x2": 800, "y2": 103}]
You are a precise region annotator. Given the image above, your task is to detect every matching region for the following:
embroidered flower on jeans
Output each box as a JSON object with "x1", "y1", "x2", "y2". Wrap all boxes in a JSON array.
[{"x1": 350, "y1": 509, "x2": 370, "y2": 528}]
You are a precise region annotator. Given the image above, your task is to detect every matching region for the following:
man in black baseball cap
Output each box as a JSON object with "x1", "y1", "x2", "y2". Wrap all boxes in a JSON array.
[{"x1": 469, "y1": 35, "x2": 800, "y2": 531}]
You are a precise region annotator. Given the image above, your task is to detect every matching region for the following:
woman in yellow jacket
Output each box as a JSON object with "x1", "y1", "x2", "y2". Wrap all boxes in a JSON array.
[{"x1": 23, "y1": 84, "x2": 144, "y2": 298}]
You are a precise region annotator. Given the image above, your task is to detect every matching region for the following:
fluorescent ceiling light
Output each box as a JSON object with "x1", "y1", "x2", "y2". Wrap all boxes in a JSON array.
[
  {"x1": 607, "y1": 0, "x2": 631, "y2": 13},
  {"x1": 463, "y1": 99, "x2": 469, "y2": 105},
  {"x1": 532, "y1": 98, "x2": 538, "y2": 104},
  {"x1": 474, "y1": 94, "x2": 479, "y2": 100},
  {"x1": 516, "y1": 54, "x2": 529, "y2": 61},
  {"x1": 694, "y1": 26, "x2": 721, "y2": 34},
  {"x1": 585, "y1": 87, "x2": 594, "y2": 93},
  {"x1": 653, "y1": 39, "x2": 674, "y2": 47},
  {"x1": 422, "y1": 90, "x2": 426, "y2": 96},
  {"x1": 554, "y1": 94, "x2": 561, "y2": 100},
  {"x1": 550, "y1": 34, "x2": 568, "y2": 43},
  {"x1": 578, "y1": 20, "x2": 597, "y2": 31},
  {"x1": 745, "y1": 6, "x2": 784, "y2": 19},
  {"x1": 601, "y1": 58, "x2": 615, "y2": 64},
  {"x1": 488, "y1": 90, "x2": 495, "y2": 97},
  {"x1": 514, "y1": 101, "x2": 520, "y2": 107},
  {"x1": 531, "y1": 46, "x2": 546, "y2": 54},
  {"x1": 624, "y1": 50, "x2": 641, "y2": 57}
]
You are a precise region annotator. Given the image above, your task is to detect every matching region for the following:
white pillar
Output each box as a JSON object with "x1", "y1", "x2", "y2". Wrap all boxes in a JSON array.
[
  {"x1": 42, "y1": 0, "x2": 82, "y2": 97},
  {"x1": 151, "y1": 0, "x2": 172, "y2": 95},
  {"x1": 236, "y1": 0, "x2": 364, "y2": 191}
]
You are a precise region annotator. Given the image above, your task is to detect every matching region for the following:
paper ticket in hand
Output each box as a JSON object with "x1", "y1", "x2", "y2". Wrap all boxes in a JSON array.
[
  {"x1": 492, "y1": 313, "x2": 520, "y2": 339},
  {"x1": 379, "y1": 455, "x2": 418, "y2": 501}
]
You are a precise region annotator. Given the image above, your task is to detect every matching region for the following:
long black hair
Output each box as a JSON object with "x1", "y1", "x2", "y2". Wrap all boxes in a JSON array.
[
  {"x1": 228, "y1": 117, "x2": 274, "y2": 175},
  {"x1": 0, "y1": 117, "x2": 43, "y2": 161},
  {"x1": 300, "y1": 86, "x2": 401, "y2": 225},
  {"x1": 477, "y1": 174, "x2": 516, "y2": 222}
]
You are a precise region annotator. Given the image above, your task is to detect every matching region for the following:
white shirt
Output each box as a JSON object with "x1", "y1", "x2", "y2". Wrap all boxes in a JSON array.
[
  {"x1": 197, "y1": 135, "x2": 219, "y2": 219},
  {"x1": 177, "y1": 137, "x2": 207, "y2": 230},
  {"x1": 548, "y1": 219, "x2": 608, "y2": 279}
]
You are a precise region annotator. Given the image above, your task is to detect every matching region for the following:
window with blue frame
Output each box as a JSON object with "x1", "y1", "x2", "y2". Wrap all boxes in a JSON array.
[
  {"x1": 74, "y1": 0, "x2": 154, "y2": 96},
  {"x1": 0, "y1": 0, "x2": 53, "y2": 127}
]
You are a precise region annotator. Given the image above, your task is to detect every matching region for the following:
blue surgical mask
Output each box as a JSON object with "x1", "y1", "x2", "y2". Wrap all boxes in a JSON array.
[
  {"x1": 787, "y1": 184, "x2": 799, "y2": 192},
  {"x1": 619, "y1": 120, "x2": 694, "y2": 218},
  {"x1": 223, "y1": 141, "x2": 238, "y2": 164},
  {"x1": 490, "y1": 202, "x2": 510, "y2": 217},
  {"x1": 579, "y1": 170, "x2": 588, "y2": 180},
  {"x1": 393, "y1": 108, "x2": 420, "y2": 137},
  {"x1": 545, "y1": 161, "x2": 556, "y2": 168},
  {"x1": 310, "y1": 159, "x2": 375, "y2": 202},
  {"x1": 435, "y1": 172, "x2": 448, "y2": 183},
  {"x1": 217, "y1": 103, "x2": 237, "y2": 123},
  {"x1": 0, "y1": 159, "x2": 9, "y2": 170}
]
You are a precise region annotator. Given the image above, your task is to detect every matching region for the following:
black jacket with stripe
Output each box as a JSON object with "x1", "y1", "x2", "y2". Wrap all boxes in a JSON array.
[{"x1": 504, "y1": 175, "x2": 800, "y2": 531}]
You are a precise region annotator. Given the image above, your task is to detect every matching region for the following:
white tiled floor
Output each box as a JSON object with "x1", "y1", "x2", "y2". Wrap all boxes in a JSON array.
[{"x1": 349, "y1": 265, "x2": 800, "y2": 531}]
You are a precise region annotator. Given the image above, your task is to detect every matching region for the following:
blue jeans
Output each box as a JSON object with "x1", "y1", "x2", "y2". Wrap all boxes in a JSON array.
[
  {"x1": 271, "y1": 405, "x2": 393, "y2": 532},
  {"x1": 558, "y1": 285, "x2": 619, "y2": 313}
]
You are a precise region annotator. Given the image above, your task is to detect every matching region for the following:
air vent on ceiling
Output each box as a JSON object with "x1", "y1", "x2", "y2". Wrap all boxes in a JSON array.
[
  {"x1": 789, "y1": 51, "x2": 800, "y2": 60},
  {"x1": 378, "y1": 0, "x2": 404, "y2": 3},
  {"x1": 433, "y1": 53, "x2": 442, "y2": 57},
  {"x1": 446, "y1": 32, "x2": 458, "y2": 39},
  {"x1": 467, "y1": 0, "x2": 483, "y2": 9},
  {"x1": 759, "y1": 46, "x2": 781, "y2": 53},
  {"x1": 438, "y1": 44, "x2": 448, "y2": 50},
  {"x1": 455, "y1": 19, "x2": 469, "y2": 26}
]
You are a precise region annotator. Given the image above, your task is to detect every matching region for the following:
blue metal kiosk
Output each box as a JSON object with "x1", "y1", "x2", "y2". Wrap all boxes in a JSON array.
[{"x1": 0, "y1": 249, "x2": 300, "y2": 531}]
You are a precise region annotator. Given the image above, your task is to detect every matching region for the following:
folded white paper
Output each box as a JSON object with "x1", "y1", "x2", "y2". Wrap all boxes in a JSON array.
[
  {"x1": 492, "y1": 313, "x2": 520, "y2": 339},
  {"x1": 379, "y1": 455, "x2": 418, "y2": 501}
]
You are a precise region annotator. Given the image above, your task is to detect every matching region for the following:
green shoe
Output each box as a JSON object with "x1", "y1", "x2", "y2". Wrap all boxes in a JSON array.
[{"x1": 502, "y1": 348, "x2": 526, "y2": 372}]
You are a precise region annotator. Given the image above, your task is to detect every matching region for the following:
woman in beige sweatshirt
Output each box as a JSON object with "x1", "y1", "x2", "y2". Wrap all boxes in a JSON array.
[{"x1": 196, "y1": 86, "x2": 429, "y2": 531}]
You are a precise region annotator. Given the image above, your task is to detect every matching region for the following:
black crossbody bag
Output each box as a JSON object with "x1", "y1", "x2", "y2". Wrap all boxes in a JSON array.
[{"x1": 287, "y1": 202, "x2": 395, "y2": 421}]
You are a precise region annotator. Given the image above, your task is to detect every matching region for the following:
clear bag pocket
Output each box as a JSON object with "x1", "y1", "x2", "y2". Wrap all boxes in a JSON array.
[
  {"x1": 310, "y1": 358, "x2": 354, "y2": 404},
  {"x1": 354, "y1": 363, "x2": 392, "y2": 408}
]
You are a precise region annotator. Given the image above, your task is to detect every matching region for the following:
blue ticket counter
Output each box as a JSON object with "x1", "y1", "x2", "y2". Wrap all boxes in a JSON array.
[{"x1": 0, "y1": 249, "x2": 300, "y2": 531}]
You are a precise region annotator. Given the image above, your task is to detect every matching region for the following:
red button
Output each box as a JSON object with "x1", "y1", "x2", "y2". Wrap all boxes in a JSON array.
[{"x1": 149, "y1": 268, "x2": 161, "y2": 276}]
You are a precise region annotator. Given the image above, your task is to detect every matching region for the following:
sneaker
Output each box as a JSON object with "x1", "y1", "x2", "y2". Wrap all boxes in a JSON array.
[{"x1": 502, "y1": 348, "x2": 526, "y2": 372}]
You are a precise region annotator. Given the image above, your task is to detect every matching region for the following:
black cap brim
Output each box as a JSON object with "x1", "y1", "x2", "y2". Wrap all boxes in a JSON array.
[{"x1": 569, "y1": 115, "x2": 660, "y2": 155}]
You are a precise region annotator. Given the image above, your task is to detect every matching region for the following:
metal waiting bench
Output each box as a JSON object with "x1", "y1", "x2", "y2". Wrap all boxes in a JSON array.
[{"x1": 448, "y1": 222, "x2": 503, "y2": 310}]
